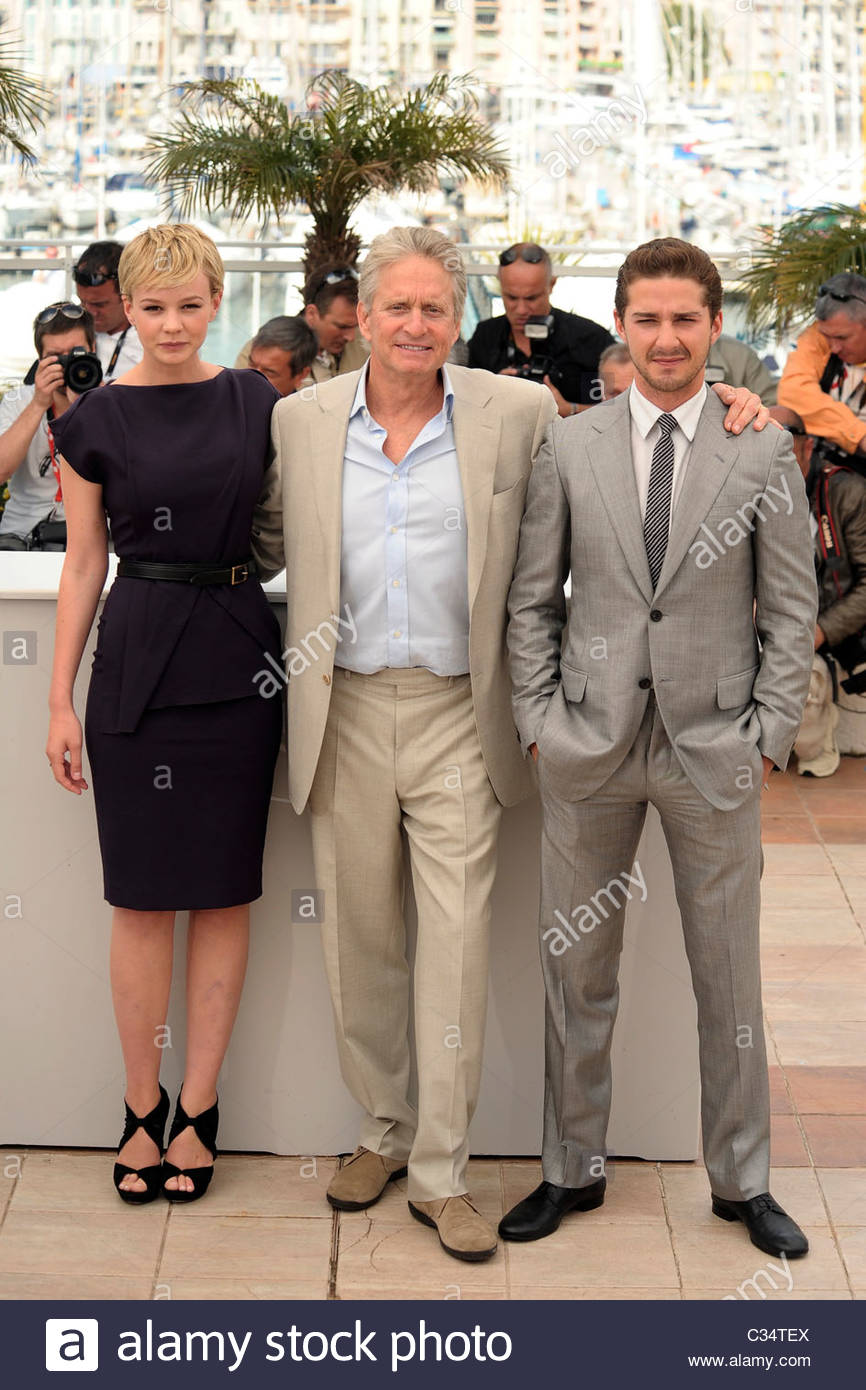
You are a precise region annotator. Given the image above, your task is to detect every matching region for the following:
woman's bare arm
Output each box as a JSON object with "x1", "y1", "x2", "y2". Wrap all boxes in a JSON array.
[{"x1": 46, "y1": 456, "x2": 109, "y2": 792}]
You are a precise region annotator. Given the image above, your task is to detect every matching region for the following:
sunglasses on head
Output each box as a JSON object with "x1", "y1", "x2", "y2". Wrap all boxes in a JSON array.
[
  {"x1": 36, "y1": 302, "x2": 86, "y2": 326},
  {"x1": 818, "y1": 282, "x2": 866, "y2": 307},
  {"x1": 498, "y1": 244, "x2": 545, "y2": 266},
  {"x1": 323, "y1": 267, "x2": 359, "y2": 285},
  {"x1": 73, "y1": 269, "x2": 118, "y2": 287},
  {"x1": 308, "y1": 267, "x2": 359, "y2": 295}
]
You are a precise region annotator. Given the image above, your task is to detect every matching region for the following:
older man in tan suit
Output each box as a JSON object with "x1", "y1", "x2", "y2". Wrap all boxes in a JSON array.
[{"x1": 251, "y1": 226, "x2": 554, "y2": 1260}]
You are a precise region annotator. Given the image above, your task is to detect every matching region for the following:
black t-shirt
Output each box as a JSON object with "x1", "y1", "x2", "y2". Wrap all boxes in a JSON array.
[{"x1": 467, "y1": 306, "x2": 614, "y2": 405}]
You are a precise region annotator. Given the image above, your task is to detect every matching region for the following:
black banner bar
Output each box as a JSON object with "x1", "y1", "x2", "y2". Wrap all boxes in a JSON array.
[{"x1": 3, "y1": 1298, "x2": 857, "y2": 1387}]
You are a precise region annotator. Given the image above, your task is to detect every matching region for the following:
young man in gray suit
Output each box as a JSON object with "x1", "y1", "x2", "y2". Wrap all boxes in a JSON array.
[{"x1": 502, "y1": 238, "x2": 818, "y2": 1259}]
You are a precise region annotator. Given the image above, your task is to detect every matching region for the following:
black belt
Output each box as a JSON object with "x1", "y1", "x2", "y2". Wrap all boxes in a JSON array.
[{"x1": 116, "y1": 557, "x2": 257, "y2": 586}]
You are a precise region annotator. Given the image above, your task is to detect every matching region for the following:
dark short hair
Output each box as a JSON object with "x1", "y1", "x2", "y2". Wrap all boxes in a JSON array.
[
  {"x1": 34, "y1": 303, "x2": 96, "y2": 356},
  {"x1": 769, "y1": 405, "x2": 808, "y2": 436},
  {"x1": 303, "y1": 262, "x2": 360, "y2": 315},
  {"x1": 251, "y1": 315, "x2": 318, "y2": 374},
  {"x1": 73, "y1": 240, "x2": 124, "y2": 285},
  {"x1": 615, "y1": 238, "x2": 723, "y2": 320}
]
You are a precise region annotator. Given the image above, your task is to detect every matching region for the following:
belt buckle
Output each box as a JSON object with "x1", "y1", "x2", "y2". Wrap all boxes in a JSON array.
[{"x1": 230, "y1": 563, "x2": 248, "y2": 585}]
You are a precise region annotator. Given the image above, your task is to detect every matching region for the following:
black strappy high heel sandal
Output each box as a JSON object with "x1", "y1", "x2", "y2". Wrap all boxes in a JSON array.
[
  {"x1": 161, "y1": 1093, "x2": 219, "y2": 1204},
  {"x1": 113, "y1": 1084, "x2": 170, "y2": 1205}
]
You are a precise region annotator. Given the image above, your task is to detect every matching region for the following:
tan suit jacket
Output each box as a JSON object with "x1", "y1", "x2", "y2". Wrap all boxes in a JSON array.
[
  {"x1": 252, "y1": 363, "x2": 556, "y2": 813},
  {"x1": 309, "y1": 332, "x2": 370, "y2": 383}
]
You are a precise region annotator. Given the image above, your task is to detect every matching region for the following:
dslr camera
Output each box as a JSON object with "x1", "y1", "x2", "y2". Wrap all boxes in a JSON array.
[
  {"x1": 514, "y1": 314, "x2": 557, "y2": 385},
  {"x1": 810, "y1": 436, "x2": 864, "y2": 476},
  {"x1": 24, "y1": 347, "x2": 103, "y2": 395}
]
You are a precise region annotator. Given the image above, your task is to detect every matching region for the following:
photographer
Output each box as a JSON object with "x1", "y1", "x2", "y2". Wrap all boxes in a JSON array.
[
  {"x1": 467, "y1": 242, "x2": 613, "y2": 416},
  {"x1": 246, "y1": 315, "x2": 317, "y2": 396},
  {"x1": 778, "y1": 271, "x2": 866, "y2": 462},
  {"x1": 0, "y1": 302, "x2": 97, "y2": 550},
  {"x1": 302, "y1": 264, "x2": 369, "y2": 383},
  {"x1": 235, "y1": 266, "x2": 368, "y2": 382},
  {"x1": 771, "y1": 406, "x2": 866, "y2": 776},
  {"x1": 73, "y1": 241, "x2": 143, "y2": 381}
]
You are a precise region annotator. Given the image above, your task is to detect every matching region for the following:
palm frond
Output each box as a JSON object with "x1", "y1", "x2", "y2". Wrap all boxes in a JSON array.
[
  {"x1": 0, "y1": 34, "x2": 51, "y2": 164},
  {"x1": 145, "y1": 92, "x2": 323, "y2": 222},
  {"x1": 0, "y1": 115, "x2": 38, "y2": 164},
  {"x1": 740, "y1": 205, "x2": 866, "y2": 334},
  {"x1": 145, "y1": 70, "x2": 509, "y2": 266}
]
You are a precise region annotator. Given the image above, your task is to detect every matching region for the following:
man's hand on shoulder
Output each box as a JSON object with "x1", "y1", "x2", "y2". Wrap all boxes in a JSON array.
[
  {"x1": 543, "y1": 374, "x2": 577, "y2": 418},
  {"x1": 711, "y1": 381, "x2": 774, "y2": 434}
]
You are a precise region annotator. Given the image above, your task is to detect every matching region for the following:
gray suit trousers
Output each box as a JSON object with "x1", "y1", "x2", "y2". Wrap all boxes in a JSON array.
[{"x1": 539, "y1": 695, "x2": 768, "y2": 1201}]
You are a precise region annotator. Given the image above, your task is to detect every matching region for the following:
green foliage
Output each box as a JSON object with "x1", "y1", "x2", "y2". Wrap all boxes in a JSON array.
[
  {"x1": 145, "y1": 70, "x2": 509, "y2": 272},
  {"x1": 660, "y1": 3, "x2": 721, "y2": 76},
  {"x1": 740, "y1": 205, "x2": 866, "y2": 334},
  {"x1": 0, "y1": 33, "x2": 51, "y2": 164}
]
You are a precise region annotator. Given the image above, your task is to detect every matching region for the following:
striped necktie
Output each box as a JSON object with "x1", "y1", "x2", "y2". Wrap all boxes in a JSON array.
[{"x1": 644, "y1": 411, "x2": 678, "y2": 590}]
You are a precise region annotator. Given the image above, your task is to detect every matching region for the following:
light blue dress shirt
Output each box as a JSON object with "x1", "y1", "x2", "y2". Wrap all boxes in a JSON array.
[{"x1": 337, "y1": 363, "x2": 470, "y2": 675}]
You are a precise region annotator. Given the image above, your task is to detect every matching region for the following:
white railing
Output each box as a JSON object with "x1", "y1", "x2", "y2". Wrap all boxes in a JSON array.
[{"x1": 0, "y1": 238, "x2": 751, "y2": 288}]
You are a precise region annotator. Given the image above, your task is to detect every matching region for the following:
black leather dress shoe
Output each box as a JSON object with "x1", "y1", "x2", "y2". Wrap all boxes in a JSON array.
[
  {"x1": 498, "y1": 1178, "x2": 606, "y2": 1242},
  {"x1": 712, "y1": 1192, "x2": 809, "y2": 1258}
]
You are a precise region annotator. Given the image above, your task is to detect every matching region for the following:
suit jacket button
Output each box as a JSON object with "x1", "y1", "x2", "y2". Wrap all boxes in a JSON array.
[
  {"x1": 638, "y1": 677, "x2": 652, "y2": 690},
  {"x1": 650, "y1": 609, "x2": 663, "y2": 621},
  {"x1": 323, "y1": 673, "x2": 331, "y2": 685}
]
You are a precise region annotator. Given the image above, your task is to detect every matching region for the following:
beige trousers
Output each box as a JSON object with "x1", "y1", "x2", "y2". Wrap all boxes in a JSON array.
[{"x1": 308, "y1": 666, "x2": 502, "y2": 1200}]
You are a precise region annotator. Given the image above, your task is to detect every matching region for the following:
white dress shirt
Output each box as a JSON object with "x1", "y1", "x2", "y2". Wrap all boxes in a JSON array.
[
  {"x1": 628, "y1": 379, "x2": 708, "y2": 524},
  {"x1": 338, "y1": 362, "x2": 469, "y2": 675}
]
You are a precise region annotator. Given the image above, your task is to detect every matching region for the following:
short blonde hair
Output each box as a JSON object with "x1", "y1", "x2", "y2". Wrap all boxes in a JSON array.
[
  {"x1": 359, "y1": 226, "x2": 466, "y2": 323},
  {"x1": 118, "y1": 223, "x2": 224, "y2": 300}
]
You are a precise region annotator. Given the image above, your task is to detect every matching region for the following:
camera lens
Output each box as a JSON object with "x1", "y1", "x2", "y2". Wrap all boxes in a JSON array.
[{"x1": 62, "y1": 350, "x2": 103, "y2": 394}]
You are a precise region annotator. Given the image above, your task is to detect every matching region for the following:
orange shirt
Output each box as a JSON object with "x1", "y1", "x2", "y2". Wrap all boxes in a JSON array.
[{"x1": 778, "y1": 322, "x2": 866, "y2": 454}]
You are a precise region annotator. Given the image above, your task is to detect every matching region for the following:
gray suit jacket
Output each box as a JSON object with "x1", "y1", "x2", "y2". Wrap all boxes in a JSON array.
[{"x1": 507, "y1": 389, "x2": 818, "y2": 810}]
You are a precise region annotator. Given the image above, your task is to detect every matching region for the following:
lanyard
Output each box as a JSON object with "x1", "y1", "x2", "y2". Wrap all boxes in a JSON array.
[
  {"x1": 834, "y1": 365, "x2": 866, "y2": 415},
  {"x1": 814, "y1": 466, "x2": 850, "y2": 600},
  {"x1": 105, "y1": 326, "x2": 129, "y2": 379},
  {"x1": 45, "y1": 415, "x2": 62, "y2": 503}
]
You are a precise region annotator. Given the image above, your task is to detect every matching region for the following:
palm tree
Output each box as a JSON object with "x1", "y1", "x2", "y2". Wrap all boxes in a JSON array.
[
  {"x1": 0, "y1": 33, "x2": 51, "y2": 165},
  {"x1": 145, "y1": 70, "x2": 509, "y2": 272},
  {"x1": 739, "y1": 204, "x2": 866, "y2": 335}
]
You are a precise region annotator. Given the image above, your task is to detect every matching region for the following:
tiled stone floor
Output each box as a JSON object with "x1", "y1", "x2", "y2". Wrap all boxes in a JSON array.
[{"x1": 1, "y1": 762, "x2": 864, "y2": 1301}]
